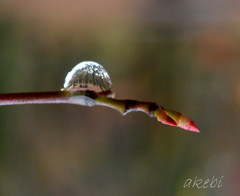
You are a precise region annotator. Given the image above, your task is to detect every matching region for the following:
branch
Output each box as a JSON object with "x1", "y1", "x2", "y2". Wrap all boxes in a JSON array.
[{"x1": 0, "y1": 90, "x2": 199, "y2": 132}]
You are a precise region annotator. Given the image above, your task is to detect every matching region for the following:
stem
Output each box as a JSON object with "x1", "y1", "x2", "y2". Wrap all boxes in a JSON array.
[
  {"x1": 0, "y1": 91, "x2": 199, "y2": 132},
  {"x1": 0, "y1": 91, "x2": 70, "y2": 106}
]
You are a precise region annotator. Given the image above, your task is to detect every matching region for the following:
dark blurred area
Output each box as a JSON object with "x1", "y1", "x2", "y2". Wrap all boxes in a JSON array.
[{"x1": 0, "y1": 0, "x2": 240, "y2": 195}]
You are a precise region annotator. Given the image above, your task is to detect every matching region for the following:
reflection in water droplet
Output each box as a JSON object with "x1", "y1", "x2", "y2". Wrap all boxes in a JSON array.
[{"x1": 62, "y1": 61, "x2": 113, "y2": 93}]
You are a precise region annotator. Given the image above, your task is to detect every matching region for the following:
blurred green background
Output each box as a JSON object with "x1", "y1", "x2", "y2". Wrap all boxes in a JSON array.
[{"x1": 0, "y1": 1, "x2": 240, "y2": 195}]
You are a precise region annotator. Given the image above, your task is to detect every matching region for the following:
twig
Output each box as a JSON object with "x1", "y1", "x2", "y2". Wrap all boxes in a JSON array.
[{"x1": 0, "y1": 90, "x2": 199, "y2": 132}]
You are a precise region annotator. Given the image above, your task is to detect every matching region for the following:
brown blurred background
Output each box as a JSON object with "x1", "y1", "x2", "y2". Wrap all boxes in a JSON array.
[{"x1": 0, "y1": 0, "x2": 240, "y2": 195}]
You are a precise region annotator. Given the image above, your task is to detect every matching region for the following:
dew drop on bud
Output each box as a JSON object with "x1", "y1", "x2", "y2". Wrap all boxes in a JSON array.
[{"x1": 62, "y1": 61, "x2": 113, "y2": 93}]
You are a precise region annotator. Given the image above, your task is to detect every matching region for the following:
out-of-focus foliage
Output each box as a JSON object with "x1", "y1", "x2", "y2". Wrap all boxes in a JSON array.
[{"x1": 0, "y1": 1, "x2": 239, "y2": 195}]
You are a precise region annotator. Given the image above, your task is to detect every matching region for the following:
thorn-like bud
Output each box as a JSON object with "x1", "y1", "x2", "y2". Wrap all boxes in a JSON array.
[{"x1": 164, "y1": 110, "x2": 200, "y2": 132}]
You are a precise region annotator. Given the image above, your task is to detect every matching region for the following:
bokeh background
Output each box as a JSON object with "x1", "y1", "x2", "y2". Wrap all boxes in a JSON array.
[{"x1": 0, "y1": 1, "x2": 240, "y2": 195}]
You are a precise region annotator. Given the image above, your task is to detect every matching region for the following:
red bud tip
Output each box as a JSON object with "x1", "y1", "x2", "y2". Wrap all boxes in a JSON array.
[
  {"x1": 164, "y1": 109, "x2": 200, "y2": 133},
  {"x1": 177, "y1": 115, "x2": 200, "y2": 133},
  {"x1": 187, "y1": 120, "x2": 200, "y2": 133}
]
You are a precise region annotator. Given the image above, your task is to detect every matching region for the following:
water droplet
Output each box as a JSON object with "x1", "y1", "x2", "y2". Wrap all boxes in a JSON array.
[{"x1": 62, "y1": 61, "x2": 113, "y2": 93}]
